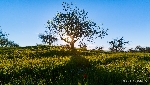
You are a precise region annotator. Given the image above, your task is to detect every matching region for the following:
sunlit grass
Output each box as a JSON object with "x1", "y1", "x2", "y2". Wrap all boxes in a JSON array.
[{"x1": 0, "y1": 46, "x2": 150, "y2": 84}]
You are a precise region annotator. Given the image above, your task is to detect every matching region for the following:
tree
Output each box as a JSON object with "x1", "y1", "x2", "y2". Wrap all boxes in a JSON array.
[
  {"x1": 8, "y1": 40, "x2": 19, "y2": 47},
  {"x1": 95, "y1": 46, "x2": 104, "y2": 51},
  {"x1": 128, "y1": 48, "x2": 136, "y2": 52},
  {"x1": 145, "y1": 47, "x2": 150, "y2": 53},
  {"x1": 135, "y1": 45, "x2": 150, "y2": 53},
  {"x1": 78, "y1": 42, "x2": 87, "y2": 51},
  {"x1": 39, "y1": 2, "x2": 108, "y2": 50},
  {"x1": 0, "y1": 29, "x2": 9, "y2": 47},
  {"x1": 38, "y1": 32, "x2": 58, "y2": 46},
  {"x1": 0, "y1": 27, "x2": 19, "y2": 47},
  {"x1": 108, "y1": 37, "x2": 129, "y2": 52}
]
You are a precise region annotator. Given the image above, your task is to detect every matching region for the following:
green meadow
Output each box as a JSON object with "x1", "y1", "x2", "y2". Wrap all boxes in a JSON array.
[{"x1": 0, "y1": 45, "x2": 150, "y2": 85}]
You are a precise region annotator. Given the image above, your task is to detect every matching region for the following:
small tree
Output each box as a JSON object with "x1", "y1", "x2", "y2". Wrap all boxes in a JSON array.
[
  {"x1": 39, "y1": 2, "x2": 108, "y2": 50},
  {"x1": 0, "y1": 28, "x2": 9, "y2": 47},
  {"x1": 146, "y1": 47, "x2": 150, "y2": 53},
  {"x1": 135, "y1": 45, "x2": 142, "y2": 52},
  {"x1": 95, "y1": 46, "x2": 103, "y2": 51},
  {"x1": 78, "y1": 42, "x2": 87, "y2": 51},
  {"x1": 108, "y1": 37, "x2": 129, "y2": 52},
  {"x1": 128, "y1": 48, "x2": 136, "y2": 52},
  {"x1": 0, "y1": 28, "x2": 19, "y2": 47},
  {"x1": 135, "y1": 45, "x2": 150, "y2": 53}
]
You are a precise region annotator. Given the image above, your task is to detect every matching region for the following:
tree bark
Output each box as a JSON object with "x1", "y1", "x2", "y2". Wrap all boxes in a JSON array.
[{"x1": 70, "y1": 42, "x2": 74, "y2": 50}]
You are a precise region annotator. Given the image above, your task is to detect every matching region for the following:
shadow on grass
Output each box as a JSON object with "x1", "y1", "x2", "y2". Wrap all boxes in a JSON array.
[
  {"x1": 32, "y1": 50, "x2": 97, "y2": 58},
  {"x1": 49, "y1": 52, "x2": 148, "y2": 85}
]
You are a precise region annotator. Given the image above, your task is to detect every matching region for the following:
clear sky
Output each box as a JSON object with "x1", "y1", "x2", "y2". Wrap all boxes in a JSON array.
[{"x1": 0, "y1": 0, "x2": 150, "y2": 50}]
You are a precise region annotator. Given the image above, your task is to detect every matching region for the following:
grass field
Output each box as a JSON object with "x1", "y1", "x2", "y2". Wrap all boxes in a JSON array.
[{"x1": 0, "y1": 46, "x2": 150, "y2": 85}]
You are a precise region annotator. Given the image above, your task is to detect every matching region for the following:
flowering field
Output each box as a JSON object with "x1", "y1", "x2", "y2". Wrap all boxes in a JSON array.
[{"x1": 0, "y1": 46, "x2": 150, "y2": 85}]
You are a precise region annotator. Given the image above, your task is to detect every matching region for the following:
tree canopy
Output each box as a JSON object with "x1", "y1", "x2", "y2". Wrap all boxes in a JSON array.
[
  {"x1": 108, "y1": 37, "x2": 129, "y2": 52},
  {"x1": 39, "y1": 2, "x2": 108, "y2": 49}
]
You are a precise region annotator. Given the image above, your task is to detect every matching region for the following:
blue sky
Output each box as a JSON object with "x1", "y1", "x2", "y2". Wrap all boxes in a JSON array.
[{"x1": 0, "y1": 0, "x2": 150, "y2": 50}]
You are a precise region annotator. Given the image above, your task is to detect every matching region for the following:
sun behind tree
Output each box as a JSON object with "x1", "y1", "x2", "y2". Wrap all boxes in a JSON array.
[
  {"x1": 64, "y1": 35, "x2": 73, "y2": 43},
  {"x1": 39, "y1": 2, "x2": 108, "y2": 50}
]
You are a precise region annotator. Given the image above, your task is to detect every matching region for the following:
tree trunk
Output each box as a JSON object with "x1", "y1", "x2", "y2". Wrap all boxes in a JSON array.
[{"x1": 70, "y1": 42, "x2": 74, "y2": 50}]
